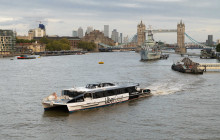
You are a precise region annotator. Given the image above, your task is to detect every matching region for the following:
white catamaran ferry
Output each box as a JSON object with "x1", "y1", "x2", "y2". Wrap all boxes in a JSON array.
[{"x1": 42, "y1": 82, "x2": 151, "y2": 112}]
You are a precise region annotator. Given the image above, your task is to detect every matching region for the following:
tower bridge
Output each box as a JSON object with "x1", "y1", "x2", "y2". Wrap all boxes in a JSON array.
[
  {"x1": 99, "y1": 20, "x2": 212, "y2": 53},
  {"x1": 137, "y1": 20, "x2": 186, "y2": 54},
  {"x1": 137, "y1": 20, "x2": 213, "y2": 54}
]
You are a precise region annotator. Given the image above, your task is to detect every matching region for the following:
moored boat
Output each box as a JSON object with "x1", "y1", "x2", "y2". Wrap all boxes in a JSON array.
[
  {"x1": 17, "y1": 55, "x2": 36, "y2": 59},
  {"x1": 42, "y1": 82, "x2": 151, "y2": 112}
]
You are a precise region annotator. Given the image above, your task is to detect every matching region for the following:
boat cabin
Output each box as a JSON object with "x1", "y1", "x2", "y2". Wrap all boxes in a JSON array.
[{"x1": 64, "y1": 84, "x2": 138, "y2": 103}]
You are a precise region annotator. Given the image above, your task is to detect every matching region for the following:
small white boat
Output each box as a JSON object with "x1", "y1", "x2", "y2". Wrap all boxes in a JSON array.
[{"x1": 42, "y1": 82, "x2": 151, "y2": 112}]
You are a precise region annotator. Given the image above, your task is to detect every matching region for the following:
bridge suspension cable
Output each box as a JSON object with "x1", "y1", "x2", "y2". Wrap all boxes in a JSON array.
[{"x1": 184, "y1": 33, "x2": 211, "y2": 49}]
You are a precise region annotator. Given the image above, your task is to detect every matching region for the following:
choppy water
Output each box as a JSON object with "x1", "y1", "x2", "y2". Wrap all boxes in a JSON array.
[{"x1": 0, "y1": 50, "x2": 220, "y2": 140}]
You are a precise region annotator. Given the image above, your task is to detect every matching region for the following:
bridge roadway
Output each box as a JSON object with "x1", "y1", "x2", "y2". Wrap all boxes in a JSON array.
[
  {"x1": 99, "y1": 47, "x2": 136, "y2": 52},
  {"x1": 161, "y1": 51, "x2": 201, "y2": 56},
  {"x1": 198, "y1": 63, "x2": 220, "y2": 71},
  {"x1": 98, "y1": 43, "x2": 136, "y2": 52}
]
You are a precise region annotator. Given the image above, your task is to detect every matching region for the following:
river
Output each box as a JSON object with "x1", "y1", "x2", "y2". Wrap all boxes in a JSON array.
[{"x1": 0, "y1": 50, "x2": 220, "y2": 140}]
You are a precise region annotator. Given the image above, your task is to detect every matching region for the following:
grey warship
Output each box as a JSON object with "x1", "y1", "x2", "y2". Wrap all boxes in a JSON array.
[{"x1": 140, "y1": 26, "x2": 161, "y2": 61}]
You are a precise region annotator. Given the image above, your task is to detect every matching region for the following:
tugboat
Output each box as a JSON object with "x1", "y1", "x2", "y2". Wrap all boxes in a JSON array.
[
  {"x1": 171, "y1": 57, "x2": 204, "y2": 74},
  {"x1": 42, "y1": 82, "x2": 151, "y2": 112},
  {"x1": 17, "y1": 55, "x2": 36, "y2": 59}
]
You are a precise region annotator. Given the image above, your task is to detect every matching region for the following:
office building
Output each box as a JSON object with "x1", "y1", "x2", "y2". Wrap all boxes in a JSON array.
[
  {"x1": 86, "y1": 26, "x2": 93, "y2": 35},
  {"x1": 206, "y1": 35, "x2": 213, "y2": 46},
  {"x1": 111, "y1": 29, "x2": 118, "y2": 42},
  {"x1": 78, "y1": 27, "x2": 83, "y2": 38},
  {"x1": 0, "y1": 29, "x2": 16, "y2": 54},
  {"x1": 72, "y1": 30, "x2": 78, "y2": 37},
  {"x1": 34, "y1": 28, "x2": 46, "y2": 37},
  {"x1": 28, "y1": 24, "x2": 46, "y2": 39},
  {"x1": 119, "y1": 33, "x2": 123, "y2": 43},
  {"x1": 104, "y1": 25, "x2": 109, "y2": 37}
]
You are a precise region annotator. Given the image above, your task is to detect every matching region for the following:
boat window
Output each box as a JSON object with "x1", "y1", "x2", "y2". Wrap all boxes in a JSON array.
[
  {"x1": 92, "y1": 91, "x2": 105, "y2": 99},
  {"x1": 86, "y1": 84, "x2": 98, "y2": 89},
  {"x1": 62, "y1": 90, "x2": 82, "y2": 97},
  {"x1": 125, "y1": 88, "x2": 129, "y2": 93},
  {"x1": 99, "y1": 92, "x2": 105, "y2": 98},
  {"x1": 126, "y1": 87, "x2": 137, "y2": 93},
  {"x1": 114, "y1": 89, "x2": 121, "y2": 95},
  {"x1": 106, "y1": 90, "x2": 115, "y2": 96},
  {"x1": 75, "y1": 96, "x2": 84, "y2": 102},
  {"x1": 67, "y1": 95, "x2": 84, "y2": 103},
  {"x1": 104, "y1": 91, "x2": 110, "y2": 97},
  {"x1": 100, "y1": 83, "x2": 115, "y2": 87},
  {"x1": 84, "y1": 93, "x2": 92, "y2": 98},
  {"x1": 92, "y1": 92, "x2": 99, "y2": 99},
  {"x1": 120, "y1": 88, "x2": 125, "y2": 94}
]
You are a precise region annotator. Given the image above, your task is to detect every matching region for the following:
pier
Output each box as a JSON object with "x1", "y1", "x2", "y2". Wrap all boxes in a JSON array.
[{"x1": 198, "y1": 63, "x2": 220, "y2": 71}]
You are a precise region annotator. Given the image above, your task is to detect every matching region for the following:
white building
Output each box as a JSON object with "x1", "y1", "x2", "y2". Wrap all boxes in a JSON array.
[
  {"x1": 34, "y1": 28, "x2": 46, "y2": 37},
  {"x1": 28, "y1": 24, "x2": 46, "y2": 39},
  {"x1": 104, "y1": 25, "x2": 109, "y2": 37},
  {"x1": 78, "y1": 27, "x2": 83, "y2": 38},
  {"x1": 86, "y1": 26, "x2": 93, "y2": 35}
]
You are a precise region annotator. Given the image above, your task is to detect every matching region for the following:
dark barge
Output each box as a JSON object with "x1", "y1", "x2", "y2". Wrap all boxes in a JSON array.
[{"x1": 171, "y1": 57, "x2": 204, "y2": 74}]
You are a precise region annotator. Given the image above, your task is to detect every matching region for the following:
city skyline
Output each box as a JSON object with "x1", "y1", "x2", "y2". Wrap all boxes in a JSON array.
[{"x1": 0, "y1": 0, "x2": 219, "y2": 43}]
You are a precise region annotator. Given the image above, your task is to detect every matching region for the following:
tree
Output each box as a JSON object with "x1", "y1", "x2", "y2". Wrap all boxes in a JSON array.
[
  {"x1": 78, "y1": 41, "x2": 96, "y2": 51},
  {"x1": 39, "y1": 37, "x2": 50, "y2": 44},
  {"x1": 60, "y1": 38, "x2": 70, "y2": 45},
  {"x1": 16, "y1": 38, "x2": 36, "y2": 43},
  {"x1": 216, "y1": 44, "x2": 220, "y2": 52},
  {"x1": 45, "y1": 38, "x2": 71, "y2": 51}
]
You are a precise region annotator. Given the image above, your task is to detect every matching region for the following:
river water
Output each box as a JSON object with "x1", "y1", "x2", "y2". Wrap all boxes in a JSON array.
[{"x1": 0, "y1": 50, "x2": 220, "y2": 140}]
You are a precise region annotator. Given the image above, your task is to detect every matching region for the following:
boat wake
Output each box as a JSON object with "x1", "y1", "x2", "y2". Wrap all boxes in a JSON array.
[{"x1": 146, "y1": 79, "x2": 187, "y2": 96}]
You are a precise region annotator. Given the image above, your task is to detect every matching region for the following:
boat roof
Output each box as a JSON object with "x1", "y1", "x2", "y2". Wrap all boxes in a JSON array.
[{"x1": 63, "y1": 82, "x2": 139, "y2": 93}]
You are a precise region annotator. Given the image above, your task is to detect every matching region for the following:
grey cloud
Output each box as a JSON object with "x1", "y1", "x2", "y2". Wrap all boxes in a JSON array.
[{"x1": 0, "y1": 0, "x2": 219, "y2": 42}]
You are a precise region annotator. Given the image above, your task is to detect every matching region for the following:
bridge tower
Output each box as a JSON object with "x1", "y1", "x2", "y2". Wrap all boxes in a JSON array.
[
  {"x1": 176, "y1": 20, "x2": 186, "y2": 54},
  {"x1": 137, "y1": 20, "x2": 146, "y2": 46}
]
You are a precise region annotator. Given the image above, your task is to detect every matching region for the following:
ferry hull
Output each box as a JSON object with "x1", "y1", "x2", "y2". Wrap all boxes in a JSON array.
[
  {"x1": 42, "y1": 93, "x2": 130, "y2": 112},
  {"x1": 66, "y1": 94, "x2": 129, "y2": 112},
  {"x1": 42, "y1": 102, "x2": 67, "y2": 110}
]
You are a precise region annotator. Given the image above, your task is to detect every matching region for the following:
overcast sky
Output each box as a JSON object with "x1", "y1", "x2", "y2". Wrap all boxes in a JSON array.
[{"x1": 0, "y1": 0, "x2": 219, "y2": 43}]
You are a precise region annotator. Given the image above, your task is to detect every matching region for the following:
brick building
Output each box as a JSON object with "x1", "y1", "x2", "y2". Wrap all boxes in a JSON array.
[{"x1": 82, "y1": 30, "x2": 115, "y2": 51}]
